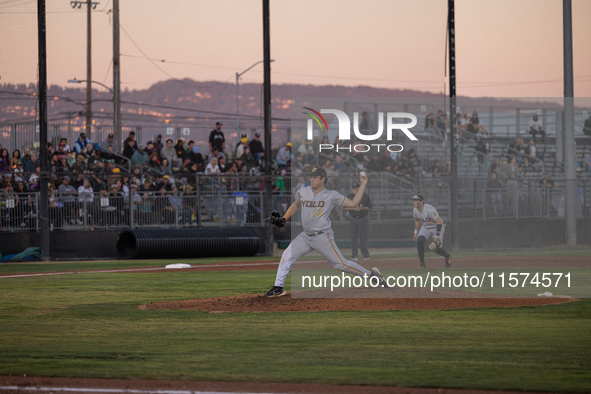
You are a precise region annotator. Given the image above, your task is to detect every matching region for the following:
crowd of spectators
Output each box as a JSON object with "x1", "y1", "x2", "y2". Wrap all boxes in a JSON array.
[
  {"x1": 2, "y1": 110, "x2": 591, "y2": 228},
  {"x1": 0, "y1": 121, "x2": 276, "y2": 229}
]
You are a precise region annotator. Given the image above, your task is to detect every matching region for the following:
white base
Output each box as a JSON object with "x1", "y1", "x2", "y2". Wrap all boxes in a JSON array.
[{"x1": 165, "y1": 263, "x2": 192, "y2": 269}]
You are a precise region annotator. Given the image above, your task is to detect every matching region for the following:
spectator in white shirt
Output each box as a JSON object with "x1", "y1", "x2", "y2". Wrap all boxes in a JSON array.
[
  {"x1": 205, "y1": 157, "x2": 220, "y2": 174},
  {"x1": 529, "y1": 114, "x2": 546, "y2": 142}
]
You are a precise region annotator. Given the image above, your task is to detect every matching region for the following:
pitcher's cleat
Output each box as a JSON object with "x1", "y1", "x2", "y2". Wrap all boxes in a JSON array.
[
  {"x1": 417, "y1": 263, "x2": 426, "y2": 269},
  {"x1": 370, "y1": 267, "x2": 388, "y2": 287},
  {"x1": 262, "y1": 286, "x2": 287, "y2": 298},
  {"x1": 445, "y1": 255, "x2": 452, "y2": 269}
]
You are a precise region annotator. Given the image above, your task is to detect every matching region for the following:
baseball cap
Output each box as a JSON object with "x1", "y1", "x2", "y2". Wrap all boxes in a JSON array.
[
  {"x1": 352, "y1": 182, "x2": 360, "y2": 188},
  {"x1": 108, "y1": 133, "x2": 114, "y2": 138},
  {"x1": 305, "y1": 140, "x2": 312, "y2": 145},
  {"x1": 286, "y1": 142, "x2": 292, "y2": 147},
  {"x1": 138, "y1": 145, "x2": 145, "y2": 150},
  {"x1": 80, "y1": 132, "x2": 86, "y2": 137},
  {"x1": 310, "y1": 166, "x2": 327, "y2": 178},
  {"x1": 472, "y1": 111, "x2": 478, "y2": 115},
  {"x1": 63, "y1": 176, "x2": 70, "y2": 181},
  {"x1": 216, "y1": 122, "x2": 222, "y2": 125},
  {"x1": 255, "y1": 132, "x2": 260, "y2": 137},
  {"x1": 411, "y1": 194, "x2": 424, "y2": 201}
]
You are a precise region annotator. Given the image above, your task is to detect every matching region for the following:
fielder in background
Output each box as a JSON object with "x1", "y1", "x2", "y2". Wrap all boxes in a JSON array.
[
  {"x1": 344, "y1": 182, "x2": 372, "y2": 261},
  {"x1": 263, "y1": 167, "x2": 387, "y2": 297},
  {"x1": 412, "y1": 194, "x2": 452, "y2": 269}
]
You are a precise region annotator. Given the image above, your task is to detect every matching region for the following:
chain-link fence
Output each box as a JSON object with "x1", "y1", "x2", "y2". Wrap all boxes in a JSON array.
[{"x1": 1, "y1": 172, "x2": 589, "y2": 232}]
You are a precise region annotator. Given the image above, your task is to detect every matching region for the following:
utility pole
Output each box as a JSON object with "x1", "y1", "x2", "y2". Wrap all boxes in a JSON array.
[
  {"x1": 86, "y1": 0, "x2": 92, "y2": 139},
  {"x1": 448, "y1": 0, "x2": 458, "y2": 251},
  {"x1": 67, "y1": 111, "x2": 73, "y2": 145},
  {"x1": 113, "y1": 0, "x2": 121, "y2": 151},
  {"x1": 262, "y1": 0, "x2": 273, "y2": 256},
  {"x1": 37, "y1": 0, "x2": 50, "y2": 260},
  {"x1": 71, "y1": 1, "x2": 98, "y2": 140},
  {"x1": 563, "y1": 0, "x2": 576, "y2": 246},
  {"x1": 236, "y1": 72, "x2": 240, "y2": 136}
]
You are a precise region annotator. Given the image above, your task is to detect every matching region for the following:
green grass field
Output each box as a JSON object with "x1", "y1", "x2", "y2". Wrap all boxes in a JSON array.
[{"x1": 1, "y1": 250, "x2": 590, "y2": 392}]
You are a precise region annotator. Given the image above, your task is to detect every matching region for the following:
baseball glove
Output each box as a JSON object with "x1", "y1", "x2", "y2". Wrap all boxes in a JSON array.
[
  {"x1": 269, "y1": 210, "x2": 286, "y2": 228},
  {"x1": 428, "y1": 237, "x2": 441, "y2": 251}
]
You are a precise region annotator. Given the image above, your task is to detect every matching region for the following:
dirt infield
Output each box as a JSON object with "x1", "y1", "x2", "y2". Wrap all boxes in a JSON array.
[
  {"x1": 0, "y1": 375, "x2": 567, "y2": 394},
  {"x1": 143, "y1": 292, "x2": 576, "y2": 313}
]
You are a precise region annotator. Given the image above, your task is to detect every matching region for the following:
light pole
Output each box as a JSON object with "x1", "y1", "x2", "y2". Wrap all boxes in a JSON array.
[
  {"x1": 71, "y1": 0, "x2": 99, "y2": 139},
  {"x1": 68, "y1": 79, "x2": 113, "y2": 144},
  {"x1": 236, "y1": 59, "x2": 274, "y2": 135},
  {"x1": 68, "y1": 78, "x2": 113, "y2": 93}
]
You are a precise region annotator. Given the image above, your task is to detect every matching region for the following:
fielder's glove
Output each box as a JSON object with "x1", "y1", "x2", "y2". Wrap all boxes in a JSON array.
[
  {"x1": 428, "y1": 236, "x2": 441, "y2": 251},
  {"x1": 269, "y1": 210, "x2": 286, "y2": 228}
]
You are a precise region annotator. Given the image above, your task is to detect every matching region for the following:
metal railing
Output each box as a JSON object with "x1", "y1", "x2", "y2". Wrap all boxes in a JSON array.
[{"x1": 2, "y1": 173, "x2": 589, "y2": 232}]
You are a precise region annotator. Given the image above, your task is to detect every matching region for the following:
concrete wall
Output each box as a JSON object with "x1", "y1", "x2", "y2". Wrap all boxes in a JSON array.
[
  {"x1": 1, "y1": 230, "x2": 120, "y2": 260},
  {"x1": 330, "y1": 219, "x2": 591, "y2": 250}
]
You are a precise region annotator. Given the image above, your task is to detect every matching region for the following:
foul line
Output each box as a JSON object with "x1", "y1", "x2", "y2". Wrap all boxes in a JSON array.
[
  {"x1": 0, "y1": 256, "x2": 417, "y2": 280},
  {"x1": 0, "y1": 262, "x2": 281, "y2": 279},
  {"x1": 0, "y1": 260, "x2": 334, "y2": 280},
  {"x1": 0, "y1": 386, "x2": 283, "y2": 394}
]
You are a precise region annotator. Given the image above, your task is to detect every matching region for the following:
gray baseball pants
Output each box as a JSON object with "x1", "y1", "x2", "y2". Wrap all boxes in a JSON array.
[{"x1": 274, "y1": 229, "x2": 372, "y2": 287}]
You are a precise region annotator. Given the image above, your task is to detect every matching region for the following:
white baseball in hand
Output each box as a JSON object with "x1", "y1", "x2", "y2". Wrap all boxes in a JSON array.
[{"x1": 360, "y1": 171, "x2": 367, "y2": 178}]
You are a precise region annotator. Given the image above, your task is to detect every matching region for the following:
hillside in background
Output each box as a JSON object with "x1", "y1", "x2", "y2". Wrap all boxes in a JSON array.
[{"x1": 0, "y1": 80, "x2": 564, "y2": 128}]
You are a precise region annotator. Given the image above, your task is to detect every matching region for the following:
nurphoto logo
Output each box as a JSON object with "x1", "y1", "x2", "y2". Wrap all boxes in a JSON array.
[{"x1": 303, "y1": 107, "x2": 418, "y2": 153}]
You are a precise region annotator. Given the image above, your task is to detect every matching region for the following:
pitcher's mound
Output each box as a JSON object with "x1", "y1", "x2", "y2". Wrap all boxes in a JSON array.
[{"x1": 142, "y1": 292, "x2": 575, "y2": 313}]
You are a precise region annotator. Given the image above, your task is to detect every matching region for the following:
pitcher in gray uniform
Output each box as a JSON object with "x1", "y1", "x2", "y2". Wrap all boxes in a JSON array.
[
  {"x1": 412, "y1": 194, "x2": 452, "y2": 269},
  {"x1": 263, "y1": 167, "x2": 387, "y2": 297}
]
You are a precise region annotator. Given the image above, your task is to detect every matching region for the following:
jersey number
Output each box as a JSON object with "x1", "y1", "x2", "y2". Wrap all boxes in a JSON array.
[{"x1": 312, "y1": 209, "x2": 323, "y2": 217}]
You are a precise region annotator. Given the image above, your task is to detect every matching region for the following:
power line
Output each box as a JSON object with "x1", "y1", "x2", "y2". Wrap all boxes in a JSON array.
[
  {"x1": 121, "y1": 54, "x2": 238, "y2": 71},
  {"x1": 121, "y1": 53, "x2": 591, "y2": 88},
  {"x1": 119, "y1": 25, "x2": 234, "y2": 90}
]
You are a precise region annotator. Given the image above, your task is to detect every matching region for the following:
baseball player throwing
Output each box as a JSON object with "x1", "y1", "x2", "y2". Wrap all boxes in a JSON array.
[
  {"x1": 263, "y1": 167, "x2": 387, "y2": 297},
  {"x1": 412, "y1": 194, "x2": 452, "y2": 269}
]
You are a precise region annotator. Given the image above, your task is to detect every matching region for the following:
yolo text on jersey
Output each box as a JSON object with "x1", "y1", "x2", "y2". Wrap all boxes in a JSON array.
[{"x1": 300, "y1": 200, "x2": 326, "y2": 208}]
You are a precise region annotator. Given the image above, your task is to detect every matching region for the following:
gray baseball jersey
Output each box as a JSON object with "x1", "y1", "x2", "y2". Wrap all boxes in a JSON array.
[
  {"x1": 295, "y1": 186, "x2": 346, "y2": 233},
  {"x1": 273, "y1": 186, "x2": 372, "y2": 287},
  {"x1": 413, "y1": 204, "x2": 441, "y2": 230}
]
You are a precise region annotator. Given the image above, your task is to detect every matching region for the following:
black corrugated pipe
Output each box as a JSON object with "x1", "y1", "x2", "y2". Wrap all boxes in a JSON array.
[{"x1": 116, "y1": 228, "x2": 260, "y2": 259}]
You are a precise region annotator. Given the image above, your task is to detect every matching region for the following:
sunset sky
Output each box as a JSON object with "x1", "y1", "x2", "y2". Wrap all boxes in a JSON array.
[{"x1": 1, "y1": 0, "x2": 590, "y2": 98}]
